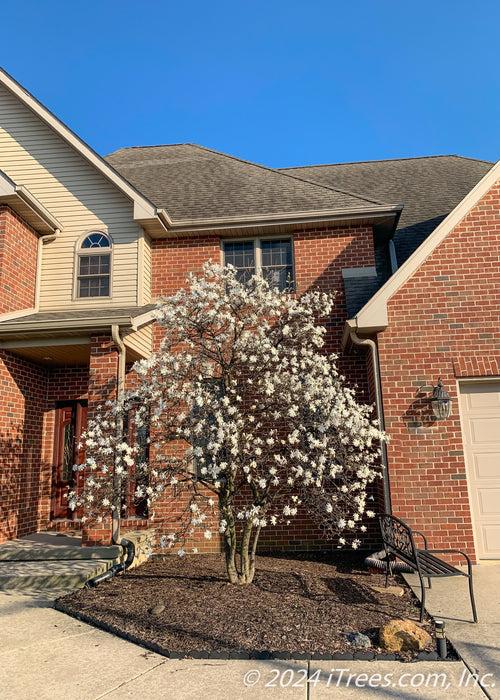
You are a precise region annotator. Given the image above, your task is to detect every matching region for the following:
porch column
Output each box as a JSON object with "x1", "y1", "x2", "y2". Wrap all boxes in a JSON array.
[{"x1": 82, "y1": 333, "x2": 118, "y2": 546}]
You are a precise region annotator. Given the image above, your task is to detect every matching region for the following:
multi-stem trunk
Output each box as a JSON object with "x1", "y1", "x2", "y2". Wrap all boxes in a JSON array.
[{"x1": 223, "y1": 517, "x2": 262, "y2": 584}]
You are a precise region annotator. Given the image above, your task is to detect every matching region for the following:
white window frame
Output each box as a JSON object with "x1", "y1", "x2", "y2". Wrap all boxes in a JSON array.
[
  {"x1": 221, "y1": 236, "x2": 295, "y2": 292},
  {"x1": 73, "y1": 230, "x2": 113, "y2": 300}
]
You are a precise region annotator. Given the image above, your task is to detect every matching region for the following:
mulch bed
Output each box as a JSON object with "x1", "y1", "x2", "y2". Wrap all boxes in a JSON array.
[{"x1": 56, "y1": 552, "x2": 440, "y2": 661}]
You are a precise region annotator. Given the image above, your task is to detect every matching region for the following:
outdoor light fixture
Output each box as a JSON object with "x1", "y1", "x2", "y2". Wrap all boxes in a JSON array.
[{"x1": 431, "y1": 378, "x2": 452, "y2": 420}]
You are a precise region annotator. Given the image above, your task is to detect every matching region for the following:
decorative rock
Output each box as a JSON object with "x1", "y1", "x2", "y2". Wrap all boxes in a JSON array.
[
  {"x1": 371, "y1": 585, "x2": 405, "y2": 597},
  {"x1": 148, "y1": 602, "x2": 165, "y2": 616},
  {"x1": 344, "y1": 632, "x2": 372, "y2": 649},
  {"x1": 379, "y1": 619, "x2": 432, "y2": 652}
]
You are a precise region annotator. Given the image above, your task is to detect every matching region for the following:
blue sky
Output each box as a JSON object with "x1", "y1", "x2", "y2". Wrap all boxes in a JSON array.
[{"x1": 1, "y1": 0, "x2": 498, "y2": 167}]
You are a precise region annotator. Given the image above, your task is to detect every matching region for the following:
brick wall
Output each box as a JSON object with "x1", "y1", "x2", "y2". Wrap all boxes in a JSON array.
[
  {"x1": 378, "y1": 179, "x2": 500, "y2": 561},
  {"x1": 0, "y1": 350, "x2": 49, "y2": 543},
  {"x1": 0, "y1": 207, "x2": 38, "y2": 314},
  {"x1": 148, "y1": 225, "x2": 378, "y2": 552},
  {"x1": 82, "y1": 334, "x2": 119, "y2": 545},
  {"x1": 152, "y1": 226, "x2": 375, "y2": 397}
]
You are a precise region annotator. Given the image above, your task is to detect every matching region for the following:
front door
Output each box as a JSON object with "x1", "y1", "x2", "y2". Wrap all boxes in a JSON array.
[{"x1": 50, "y1": 401, "x2": 87, "y2": 520}]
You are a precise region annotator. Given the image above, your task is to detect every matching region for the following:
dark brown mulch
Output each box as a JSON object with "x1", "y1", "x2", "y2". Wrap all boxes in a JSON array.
[{"x1": 58, "y1": 552, "x2": 435, "y2": 660}]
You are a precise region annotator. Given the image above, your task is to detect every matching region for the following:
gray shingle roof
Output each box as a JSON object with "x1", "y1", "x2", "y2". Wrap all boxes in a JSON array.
[
  {"x1": 281, "y1": 155, "x2": 494, "y2": 267},
  {"x1": 106, "y1": 149, "x2": 493, "y2": 319},
  {"x1": 0, "y1": 305, "x2": 156, "y2": 332},
  {"x1": 105, "y1": 144, "x2": 395, "y2": 223}
]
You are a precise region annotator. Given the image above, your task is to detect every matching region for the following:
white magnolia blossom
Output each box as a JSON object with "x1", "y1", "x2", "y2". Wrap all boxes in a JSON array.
[{"x1": 69, "y1": 263, "x2": 384, "y2": 583}]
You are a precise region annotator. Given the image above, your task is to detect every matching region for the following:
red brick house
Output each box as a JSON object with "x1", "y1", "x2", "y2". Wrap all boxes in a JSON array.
[{"x1": 0, "y1": 67, "x2": 498, "y2": 563}]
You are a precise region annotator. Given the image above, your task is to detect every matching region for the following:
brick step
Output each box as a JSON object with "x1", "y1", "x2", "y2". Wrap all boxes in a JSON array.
[{"x1": 0, "y1": 559, "x2": 116, "y2": 591}]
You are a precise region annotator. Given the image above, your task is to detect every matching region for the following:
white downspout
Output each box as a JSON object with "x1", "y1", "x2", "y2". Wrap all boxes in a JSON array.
[
  {"x1": 111, "y1": 324, "x2": 126, "y2": 545},
  {"x1": 348, "y1": 328, "x2": 392, "y2": 514},
  {"x1": 35, "y1": 229, "x2": 60, "y2": 311}
]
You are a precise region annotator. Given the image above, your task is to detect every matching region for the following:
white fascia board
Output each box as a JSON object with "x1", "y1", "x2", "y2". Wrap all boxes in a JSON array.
[
  {"x1": 0, "y1": 170, "x2": 62, "y2": 233},
  {"x1": 14, "y1": 185, "x2": 63, "y2": 231},
  {"x1": 131, "y1": 310, "x2": 156, "y2": 331},
  {"x1": 354, "y1": 159, "x2": 500, "y2": 333},
  {"x1": 0, "y1": 68, "x2": 157, "y2": 221},
  {"x1": 0, "y1": 169, "x2": 16, "y2": 195}
]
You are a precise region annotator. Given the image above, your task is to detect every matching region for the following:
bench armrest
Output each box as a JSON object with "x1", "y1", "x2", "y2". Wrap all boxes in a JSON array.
[{"x1": 412, "y1": 530, "x2": 428, "y2": 549}]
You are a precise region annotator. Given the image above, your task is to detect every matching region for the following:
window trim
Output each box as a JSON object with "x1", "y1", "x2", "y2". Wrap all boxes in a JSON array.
[
  {"x1": 73, "y1": 230, "x2": 113, "y2": 301},
  {"x1": 221, "y1": 235, "x2": 295, "y2": 292}
]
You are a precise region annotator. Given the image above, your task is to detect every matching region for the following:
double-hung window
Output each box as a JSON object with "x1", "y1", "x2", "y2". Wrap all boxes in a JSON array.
[
  {"x1": 76, "y1": 231, "x2": 112, "y2": 298},
  {"x1": 223, "y1": 238, "x2": 294, "y2": 292}
]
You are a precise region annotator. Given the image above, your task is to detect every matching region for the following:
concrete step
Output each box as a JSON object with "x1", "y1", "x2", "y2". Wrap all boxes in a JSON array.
[
  {"x1": 0, "y1": 542, "x2": 122, "y2": 562},
  {"x1": 0, "y1": 559, "x2": 116, "y2": 591},
  {"x1": 0, "y1": 533, "x2": 122, "y2": 562}
]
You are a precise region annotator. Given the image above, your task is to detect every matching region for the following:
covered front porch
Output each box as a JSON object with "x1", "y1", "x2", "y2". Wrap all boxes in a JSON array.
[{"x1": 0, "y1": 306, "x2": 155, "y2": 547}]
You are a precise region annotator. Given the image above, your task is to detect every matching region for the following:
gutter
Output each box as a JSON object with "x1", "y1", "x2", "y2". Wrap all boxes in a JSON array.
[
  {"x1": 346, "y1": 322, "x2": 392, "y2": 514},
  {"x1": 156, "y1": 204, "x2": 403, "y2": 236}
]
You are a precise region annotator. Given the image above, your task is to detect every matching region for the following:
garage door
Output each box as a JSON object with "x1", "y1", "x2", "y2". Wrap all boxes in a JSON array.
[{"x1": 459, "y1": 382, "x2": 500, "y2": 559}]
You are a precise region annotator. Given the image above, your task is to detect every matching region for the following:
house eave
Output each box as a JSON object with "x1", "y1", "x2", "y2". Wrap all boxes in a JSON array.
[
  {"x1": 145, "y1": 205, "x2": 402, "y2": 239},
  {"x1": 0, "y1": 170, "x2": 62, "y2": 234},
  {"x1": 0, "y1": 315, "x2": 134, "y2": 336}
]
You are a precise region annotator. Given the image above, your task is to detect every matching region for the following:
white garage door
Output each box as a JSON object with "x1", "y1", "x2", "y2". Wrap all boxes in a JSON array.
[{"x1": 460, "y1": 381, "x2": 500, "y2": 559}]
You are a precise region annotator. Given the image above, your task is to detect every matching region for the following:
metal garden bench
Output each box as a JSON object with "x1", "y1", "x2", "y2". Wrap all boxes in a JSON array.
[{"x1": 379, "y1": 513, "x2": 478, "y2": 623}]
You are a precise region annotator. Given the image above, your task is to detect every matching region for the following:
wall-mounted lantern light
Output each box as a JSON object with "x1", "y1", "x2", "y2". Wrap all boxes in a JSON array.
[{"x1": 431, "y1": 378, "x2": 452, "y2": 420}]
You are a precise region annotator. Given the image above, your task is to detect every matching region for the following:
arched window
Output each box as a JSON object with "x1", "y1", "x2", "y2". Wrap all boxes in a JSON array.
[{"x1": 76, "y1": 231, "x2": 112, "y2": 298}]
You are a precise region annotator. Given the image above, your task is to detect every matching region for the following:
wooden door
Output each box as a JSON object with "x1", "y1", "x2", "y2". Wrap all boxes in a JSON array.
[{"x1": 50, "y1": 401, "x2": 87, "y2": 520}]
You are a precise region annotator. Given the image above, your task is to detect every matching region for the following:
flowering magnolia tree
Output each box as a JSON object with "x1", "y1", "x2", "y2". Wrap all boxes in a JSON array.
[{"x1": 71, "y1": 263, "x2": 384, "y2": 584}]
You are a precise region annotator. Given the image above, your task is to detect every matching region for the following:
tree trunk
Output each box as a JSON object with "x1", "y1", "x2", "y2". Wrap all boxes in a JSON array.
[
  {"x1": 224, "y1": 523, "x2": 239, "y2": 584},
  {"x1": 238, "y1": 518, "x2": 254, "y2": 583}
]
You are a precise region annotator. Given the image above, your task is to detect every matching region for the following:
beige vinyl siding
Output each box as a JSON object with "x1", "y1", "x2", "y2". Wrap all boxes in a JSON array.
[
  {"x1": 123, "y1": 324, "x2": 153, "y2": 360},
  {"x1": 0, "y1": 84, "x2": 144, "y2": 310}
]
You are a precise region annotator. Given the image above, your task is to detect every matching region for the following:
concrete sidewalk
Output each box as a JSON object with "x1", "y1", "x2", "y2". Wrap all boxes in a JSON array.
[
  {"x1": 0, "y1": 580, "x2": 495, "y2": 700},
  {"x1": 405, "y1": 564, "x2": 500, "y2": 700}
]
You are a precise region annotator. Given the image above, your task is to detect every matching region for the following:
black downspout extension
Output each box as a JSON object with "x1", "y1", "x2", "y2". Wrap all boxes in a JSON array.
[{"x1": 85, "y1": 538, "x2": 136, "y2": 588}]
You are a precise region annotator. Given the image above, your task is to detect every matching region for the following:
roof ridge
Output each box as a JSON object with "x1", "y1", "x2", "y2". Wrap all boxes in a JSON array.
[
  {"x1": 106, "y1": 143, "x2": 196, "y2": 158},
  {"x1": 270, "y1": 167, "x2": 395, "y2": 208},
  {"x1": 280, "y1": 154, "x2": 495, "y2": 169},
  {"x1": 188, "y1": 145, "x2": 395, "y2": 209}
]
